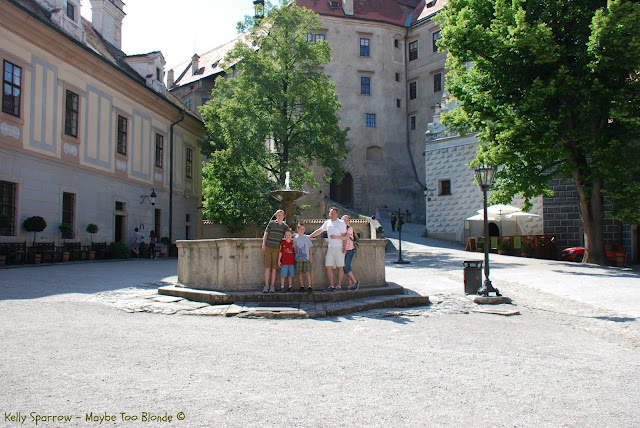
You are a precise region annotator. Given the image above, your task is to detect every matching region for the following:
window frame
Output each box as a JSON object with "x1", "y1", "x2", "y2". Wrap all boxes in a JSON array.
[
  {"x1": 185, "y1": 147, "x2": 193, "y2": 179},
  {"x1": 433, "y1": 72, "x2": 442, "y2": 93},
  {"x1": 360, "y1": 38, "x2": 370, "y2": 57},
  {"x1": 409, "y1": 40, "x2": 419, "y2": 61},
  {"x1": 410, "y1": 115, "x2": 416, "y2": 130},
  {"x1": 360, "y1": 76, "x2": 371, "y2": 95},
  {"x1": 439, "y1": 179, "x2": 452, "y2": 196},
  {"x1": 116, "y1": 115, "x2": 128, "y2": 156},
  {"x1": 409, "y1": 81, "x2": 417, "y2": 100},
  {"x1": 64, "y1": 89, "x2": 79, "y2": 138},
  {"x1": 2, "y1": 60, "x2": 22, "y2": 117},
  {"x1": 66, "y1": 1, "x2": 76, "y2": 21},
  {"x1": 365, "y1": 113, "x2": 376, "y2": 128},
  {"x1": 155, "y1": 133, "x2": 164, "y2": 169},
  {"x1": 432, "y1": 30, "x2": 442, "y2": 53}
]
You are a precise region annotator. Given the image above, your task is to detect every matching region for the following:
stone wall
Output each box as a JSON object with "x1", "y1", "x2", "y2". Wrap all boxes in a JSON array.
[{"x1": 177, "y1": 238, "x2": 387, "y2": 292}]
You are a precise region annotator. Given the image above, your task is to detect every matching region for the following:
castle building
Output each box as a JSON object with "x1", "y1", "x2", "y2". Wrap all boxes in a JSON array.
[{"x1": 0, "y1": 0, "x2": 205, "y2": 248}]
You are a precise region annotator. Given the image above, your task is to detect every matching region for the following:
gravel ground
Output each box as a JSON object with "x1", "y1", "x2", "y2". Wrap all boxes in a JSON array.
[{"x1": 1, "y1": 228, "x2": 639, "y2": 427}]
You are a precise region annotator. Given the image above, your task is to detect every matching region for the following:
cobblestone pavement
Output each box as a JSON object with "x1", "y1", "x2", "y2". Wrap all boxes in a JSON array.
[{"x1": 1, "y1": 227, "x2": 639, "y2": 427}]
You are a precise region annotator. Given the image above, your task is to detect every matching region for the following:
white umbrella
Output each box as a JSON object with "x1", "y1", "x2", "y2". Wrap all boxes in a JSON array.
[
  {"x1": 466, "y1": 212, "x2": 498, "y2": 221},
  {"x1": 498, "y1": 212, "x2": 540, "y2": 235},
  {"x1": 477, "y1": 204, "x2": 522, "y2": 216}
]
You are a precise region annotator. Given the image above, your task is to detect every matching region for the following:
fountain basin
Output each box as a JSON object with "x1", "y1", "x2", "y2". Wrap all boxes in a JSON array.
[{"x1": 176, "y1": 238, "x2": 387, "y2": 292}]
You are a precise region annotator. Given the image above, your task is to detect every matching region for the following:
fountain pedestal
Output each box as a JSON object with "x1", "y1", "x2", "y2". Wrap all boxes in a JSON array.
[{"x1": 271, "y1": 189, "x2": 306, "y2": 230}]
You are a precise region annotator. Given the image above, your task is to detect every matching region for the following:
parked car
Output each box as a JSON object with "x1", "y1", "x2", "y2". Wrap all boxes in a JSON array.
[{"x1": 562, "y1": 242, "x2": 626, "y2": 264}]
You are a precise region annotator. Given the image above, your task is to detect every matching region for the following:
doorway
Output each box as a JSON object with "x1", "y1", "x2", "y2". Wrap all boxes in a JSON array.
[
  {"x1": 115, "y1": 215, "x2": 125, "y2": 242},
  {"x1": 330, "y1": 172, "x2": 354, "y2": 208}
]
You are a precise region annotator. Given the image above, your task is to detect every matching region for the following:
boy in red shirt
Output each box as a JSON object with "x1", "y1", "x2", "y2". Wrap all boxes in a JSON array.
[{"x1": 278, "y1": 229, "x2": 296, "y2": 292}]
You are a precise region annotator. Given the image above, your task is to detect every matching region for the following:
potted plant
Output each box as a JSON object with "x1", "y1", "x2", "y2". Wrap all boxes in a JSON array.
[
  {"x1": 58, "y1": 222, "x2": 72, "y2": 262},
  {"x1": 521, "y1": 244, "x2": 533, "y2": 257},
  {"x1": 86, "y1": 223, "x2": 98, "y2": 260},
  {"x1": 23, "y1": 216, "x2": 47, "y2": 263},
  {"x1": 497, "y1": 241, "x2": 510, "y2": 255}
]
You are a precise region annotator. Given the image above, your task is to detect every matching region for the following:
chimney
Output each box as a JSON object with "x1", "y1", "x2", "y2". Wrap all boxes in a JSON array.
[
  {"x1": 342, "y1": 0, "x2": 354, "y2": 16},
  {"x1": 191, "y1": 54, "x2": 200, "y2": 75},
  {"x1": 167, "y1": 69, "x2": 175, "y2": 88},
  {"x1": 89, "y1": 0, "x2": 126, "y2": 49}
]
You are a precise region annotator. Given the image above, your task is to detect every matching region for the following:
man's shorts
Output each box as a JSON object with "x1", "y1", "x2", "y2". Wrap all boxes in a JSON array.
[
  {"x1": 295, "y1": 260, "x2": 311, "y2": 273},
  {"x1": 324, "y1": 246, "x2": 345, "y2": 268},
  {"x1": 264, "y1": 246, "x2": 280, "y2": 269},
  {"x1": 280, "y1": 264, "x2": 295, "y2": 277}
]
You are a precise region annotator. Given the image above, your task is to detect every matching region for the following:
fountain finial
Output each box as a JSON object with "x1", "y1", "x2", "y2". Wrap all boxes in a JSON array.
[{"x1": 285, "y1": 171, "x2": 290, "y2": 190}]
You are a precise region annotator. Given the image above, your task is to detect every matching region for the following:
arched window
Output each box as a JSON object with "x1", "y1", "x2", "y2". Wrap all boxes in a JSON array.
[{"x1": 366, "y1": 146, "x2": 383, "y2": 161}]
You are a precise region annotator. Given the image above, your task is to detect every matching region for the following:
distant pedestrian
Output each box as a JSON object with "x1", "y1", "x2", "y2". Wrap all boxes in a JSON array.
[
  {"x1": 374, "y1": 206, "x2": 380, "y2": 221},
  {"x1": 391, "y1": 213, "x2": 397, "y2": 232},
  {"x1": 131, "y1": 227, "x2": 143, "y2": 257},
  {"x1": 294, "y1": 223, "x2": 313, "y2": 293},
  {"x1": 149, "y1": 230, "x2": 157, "y2": 259},
  {"x1": 278, "y1": 228, "x2": 295, "y2": 293}
]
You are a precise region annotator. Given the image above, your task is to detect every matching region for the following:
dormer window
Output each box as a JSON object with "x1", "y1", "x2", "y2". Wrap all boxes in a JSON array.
[
  {"x1": 328, "y1": 1, "x2": 341, "y2": 8},
  {"x1": 156, "y1": 68, "x2": 162, "y2": 81},
  {"x1": 66, "y1": 1, "x2": 76, "y2": 21}
]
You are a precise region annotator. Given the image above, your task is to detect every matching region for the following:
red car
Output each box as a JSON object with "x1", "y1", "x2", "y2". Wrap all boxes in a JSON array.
[{"x1": 562, "y1": 242, "x2": 627, "y2": 264}]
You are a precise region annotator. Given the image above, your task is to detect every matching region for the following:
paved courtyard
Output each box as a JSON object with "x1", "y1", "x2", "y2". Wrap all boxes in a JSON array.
[{"x1": 1, "y1": 226, "x2": 638, "y2": 427}]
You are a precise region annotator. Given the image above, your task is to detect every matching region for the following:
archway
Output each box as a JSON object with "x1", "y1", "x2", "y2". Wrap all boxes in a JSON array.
[
  {"x1": 489, "y1": 222, "x2": 500, "y2": 236},
  {"x1": 330, "y1": 172, "x2": 354, "y2": 208}
]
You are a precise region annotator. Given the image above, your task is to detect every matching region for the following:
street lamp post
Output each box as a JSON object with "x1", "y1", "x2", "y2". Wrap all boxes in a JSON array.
[{"x1": 474, "y1": 165, "x2": 501, "y2": 297}]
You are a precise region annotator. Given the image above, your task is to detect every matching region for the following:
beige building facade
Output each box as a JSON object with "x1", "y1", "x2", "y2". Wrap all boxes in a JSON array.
[{"x1": 0, "y1": 0, "x2": 205, "y2": 248}]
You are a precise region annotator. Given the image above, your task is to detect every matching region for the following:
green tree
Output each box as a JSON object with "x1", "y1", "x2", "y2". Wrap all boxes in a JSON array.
[
  {"x1": 199, "y1": 1, "x2": 349, "y2": 232},
  {"x1": 437, "y1": 0, "x2": 640, "y2": 264}
]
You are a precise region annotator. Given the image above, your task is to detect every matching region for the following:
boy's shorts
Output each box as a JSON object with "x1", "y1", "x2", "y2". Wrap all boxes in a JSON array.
[
  {"x1": 264, "y1": 246, "x2": 279, "y2": 269},
  {"x1": 295, "y1": 260, "x2": 311, "y2": 273},
  {"x1": 280, "y1": 264, "x2": 295, "y2": 277}
]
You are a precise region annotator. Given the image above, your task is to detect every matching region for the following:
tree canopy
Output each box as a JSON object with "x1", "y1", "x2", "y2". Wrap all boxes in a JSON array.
[
  {"x1": 199, "y1": 1, "x2": 349, "y2": 231},
  {"x1": 437, "y1": 0, "x2": 640, "y2": 264}
]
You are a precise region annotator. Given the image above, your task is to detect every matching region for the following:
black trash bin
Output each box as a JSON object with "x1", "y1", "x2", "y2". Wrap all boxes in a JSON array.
[{"x1": 463, "y1": 260, "x2": 483, "y2": 295}]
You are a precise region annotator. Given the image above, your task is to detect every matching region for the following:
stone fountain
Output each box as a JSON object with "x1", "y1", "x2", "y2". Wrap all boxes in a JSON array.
[{"x1": 270, "y1": 172, "x2": 307, "y2": 230}]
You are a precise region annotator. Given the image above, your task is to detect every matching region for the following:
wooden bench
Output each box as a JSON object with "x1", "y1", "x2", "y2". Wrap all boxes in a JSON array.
[
  {"x1": 91, "y1": 242, "x2": 107, "y2": 259},
  {"x1": 63, "y1": 242, "x2": 82, "y2": 260},
  {"x1": 33, "y1": 242, "x2": 55, "y2": 263},
  {"x1": 0, "y1": 241, "x2": 27, "y2": 264}
]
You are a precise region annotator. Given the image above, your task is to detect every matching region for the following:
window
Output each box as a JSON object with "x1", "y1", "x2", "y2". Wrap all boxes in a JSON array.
[
  {"x1": 62, "y1": 192, "x2": 75, "y2": 239},
  {"x1": 186, "y1": 148, "x2": 193, "y2": 178},
  {"x1": 2, "y1": 60, "x2": 22, "y2": 117},
  {"x1": 433, "y1": 31, "x2": 442, "y2": 52},
  {"x1": 156, "y1": 68, "x2": 162, "y2": 81},
  {"x1": 394, "y1": 39, "x2": 399, "y2": 48},
  {"x1": 409, "y1": 40, "x2": 418, "y2": 61},
  {"x1": 409, "y1": 81, "x2": 417, "y2": 100},
  {"x1": 395, "y1": 73, "x2": 400, "y2": 82},
  {"x1": 439, "y1": 179, "x2": 451, "y2": 196},
  {"x1": 360, "y1": 76, "x2": 371, "y2": 95},
  {"x1": 307, "y1": 33, "x2": 325, "y2": 42},
  {"x1": 185, "y1": 98, "x2": 192, "y2": 110},
  {"x1": 410, "y1": 115, "x2": 416, "y2": 130},
  {"x1": 155, "y1": 134, "x2": 164, "y2": 168},
  {"x1": 360, "y1": 38, "x2": 370, "y2": 57},
  {"x1": 365, "y1": 113, "x2": 376, "y2": 128},
  {"x1": 66, "y1": 2, "x2": 75, "y2": 20},
  {"x1": 201, "y1": 97, "x2": 209, "y2": 106},
  {"x1": 116, "y1": 115, "x2": 127, "y2": 155},
  {"x1": 0, "y1": 181, "x2": 16, "y2": 236},
  {"x1": 64, "y1": 90, "x2": 79, "y2": 138},
  {"x1": 396, "y1": 99, "x2": 401, "y2": 108},
  {"x1": 434, "y1": 72, "x2": 442, "y2": 92},
  {"x1": 115, "y1": 201, "x2": 125, "y2": 211}
]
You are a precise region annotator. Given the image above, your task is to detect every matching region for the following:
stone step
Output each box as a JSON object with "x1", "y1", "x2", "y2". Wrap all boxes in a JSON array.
[{"x1": 157, "y1": 284, "x2": 430, "y2": 319}]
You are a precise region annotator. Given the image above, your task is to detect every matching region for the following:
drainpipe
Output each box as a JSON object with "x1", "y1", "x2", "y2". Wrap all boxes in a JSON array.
[{"x1": 169, "y1": 110, "x2": 185, "y2": 254}]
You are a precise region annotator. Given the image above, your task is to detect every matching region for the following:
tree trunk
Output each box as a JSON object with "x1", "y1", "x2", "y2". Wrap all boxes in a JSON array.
[{"x1": 574, "y1": 175, "x2": 607, "y2": 265}]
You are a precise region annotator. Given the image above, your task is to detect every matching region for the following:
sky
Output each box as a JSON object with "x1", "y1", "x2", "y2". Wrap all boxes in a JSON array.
[{"x1": 81, "y1": 0, "x2": 256, "y2": 70}]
